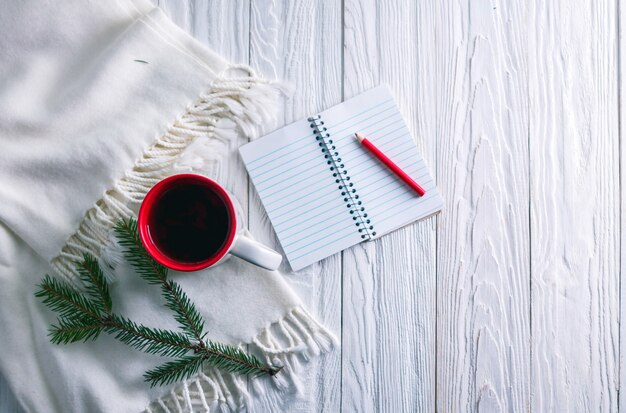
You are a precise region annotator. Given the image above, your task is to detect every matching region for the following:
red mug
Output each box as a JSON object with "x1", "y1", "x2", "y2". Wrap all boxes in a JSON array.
[{"x1": 138, "y1": 174, "x2": 282, "y2": 271}]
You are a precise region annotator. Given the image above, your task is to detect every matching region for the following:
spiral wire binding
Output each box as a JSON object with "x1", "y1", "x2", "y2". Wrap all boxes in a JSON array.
[{"x1": 308, "y1": 115, "x2": 376, "y2": 240}]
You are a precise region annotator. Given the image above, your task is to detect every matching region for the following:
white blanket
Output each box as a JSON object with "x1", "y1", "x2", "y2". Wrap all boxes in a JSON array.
[{"x1": 0, "y1": 1, "x2": 335, "y2": 412}]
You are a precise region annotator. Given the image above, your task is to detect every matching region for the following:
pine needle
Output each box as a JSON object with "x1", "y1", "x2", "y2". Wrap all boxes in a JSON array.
[
  {"x1": 202, "y1": 341, "x2": 282, "y2": 376},
  {"x1": 49, "y1": 317, "x2": 104, "y2": 344},
  {"x1": 113, "y1": 218, "x2": 167, "y2": 284},
  {"x1": 104, "y1": 315, "x2": 193, "y2": 358},
  {"x1": 144, "y1": 355, "x2": 205, "y2": 387},
  {"x1": 35, "y1": 275, "x2": 103, "y2": 321},
  {"x1": 77, "y1": 254, "x2": 112, "y2": 313},
  {"x1": 115, "y1": 218, "x2": 204, "y2": 340},
  {"x1": 160, "y1": 280, "x2": 204, "y2": 340}
]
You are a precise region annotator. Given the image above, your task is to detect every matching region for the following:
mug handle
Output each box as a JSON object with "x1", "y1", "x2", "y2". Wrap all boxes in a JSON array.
[{"x1": 230, "y1": 235, "x2": 282, "y2": 271}]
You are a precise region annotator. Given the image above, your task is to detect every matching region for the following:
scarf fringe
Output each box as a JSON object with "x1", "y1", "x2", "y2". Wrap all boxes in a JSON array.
[
  {"x1": 143, "y1": 306, "x2": 338, "y2": 413},
  {"x1": 45, "y1": 64, "x2": 329, "y2": 412},
  {"x1": 50, "y1": 64, "x2": 284, "y2": 283}
]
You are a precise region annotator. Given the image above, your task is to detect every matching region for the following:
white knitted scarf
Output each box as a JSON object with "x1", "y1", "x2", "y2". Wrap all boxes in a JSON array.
[{"x1": 0, "y1": 1, "x2": 335, "y2": 412}]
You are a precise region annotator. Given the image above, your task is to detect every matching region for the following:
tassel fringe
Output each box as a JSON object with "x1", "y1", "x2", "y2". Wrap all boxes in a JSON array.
[
  {"x1": 143, "y1": 307, "x2": 338, "y2": 413},
  {"x1": 50, "y1": 65, "x2": 284, "y2": 284},
  {"x1": 45, "y1": 64, "x2": 333, "y2": 412}
]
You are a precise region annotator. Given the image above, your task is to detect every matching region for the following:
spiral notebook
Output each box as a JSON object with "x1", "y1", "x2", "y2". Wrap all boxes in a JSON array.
[{"x1": 239, "y1": 85, "x2": 443, "y2": 271}]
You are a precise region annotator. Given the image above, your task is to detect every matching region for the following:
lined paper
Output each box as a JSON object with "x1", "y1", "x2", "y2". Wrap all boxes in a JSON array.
[
  {"x1": 240, "y1": 85, "x2": 443, "y2": 271},
  {"x1": 239, "y1": 118, "x2": 363, "y2": 270},
  {"x1": 320, "y1": 86, "x2": 443, "y2": 238}
]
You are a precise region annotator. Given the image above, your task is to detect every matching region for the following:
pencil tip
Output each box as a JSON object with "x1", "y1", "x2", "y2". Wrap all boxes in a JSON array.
[{"x1": 355, "y1": 132, "x2": 365, "y2": 143}]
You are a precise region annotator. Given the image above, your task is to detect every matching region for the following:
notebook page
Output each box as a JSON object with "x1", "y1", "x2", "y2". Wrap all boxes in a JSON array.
[
  {"x1": 319, "y1": 85, "x2": 443, "y2": 238},
  {"x1": 239, "y1": 119, "x2": 364, "y2": 271}
]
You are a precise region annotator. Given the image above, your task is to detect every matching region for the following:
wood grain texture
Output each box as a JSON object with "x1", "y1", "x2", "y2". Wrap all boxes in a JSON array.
[
  {"x1": 529, "y1": 1, "x2": 620, "y2": 411},
  {"x1": 435, "y1": 0, "x2": 531, "y2": 411},
  {"x1": 3, "y1": 1, "x2": 626, "y2": 413},
  {"x1": 341, "y1": 0, "x2": 437, "y2": 411},
  {"x1": 248, "y1": 0, "x2": 343, "y2": 412}
]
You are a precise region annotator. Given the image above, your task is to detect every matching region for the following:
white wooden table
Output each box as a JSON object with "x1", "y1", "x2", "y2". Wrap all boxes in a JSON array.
[{"x1": 2, "y1": 0, "x2": 624, "y2": 411}]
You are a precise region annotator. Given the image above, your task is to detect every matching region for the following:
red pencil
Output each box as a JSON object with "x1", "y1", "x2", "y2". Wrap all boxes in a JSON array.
[{"x1": 354, "y1": 132, "x2": 426, "y2": 196}]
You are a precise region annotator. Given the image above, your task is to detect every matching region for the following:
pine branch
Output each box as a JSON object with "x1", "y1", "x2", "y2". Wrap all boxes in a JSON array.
[
  {"x1": 35, "y1": 275, "x2": 103, "y2": 321},
  {"x1": 201, "y1": 341, "x2": 282, "y2": 377},
  {"x1": 49, "y1": 317, "x2": 104, "y2": 344},
  {"x1": 77, "y1": 254, "x2": 112, "y2": 313},
  {"x1": 161, "y1": 280, "x2": 204, "y2": 340},
  {"x1": 144, "y1": 355, "x2": 206, "y2": 387},
  {"x1": 113, "y1": 218, "x2": 167, "y2": 284},
  {"x1": 115, "y1": 218, "x2": 204, "y2": 340},
  {"x1": 36, "y1": 221, "x2": 283, "y2": 388},
  {"x1": 103, "y1": 315, "x2": 194, "y2": 358}
]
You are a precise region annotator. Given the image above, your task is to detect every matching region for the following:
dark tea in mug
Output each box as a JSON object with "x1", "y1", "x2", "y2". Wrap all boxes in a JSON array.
[{"x1": 146, "y1": 182, "x2": 231, "y2": 264}]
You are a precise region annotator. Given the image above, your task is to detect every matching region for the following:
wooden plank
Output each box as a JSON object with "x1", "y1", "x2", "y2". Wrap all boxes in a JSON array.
[
  {"x1": 529, "y1": 1, "x2": 620, "y2": 411},
  {"x1": 249, "y1": 0, "x2": 343, "y2": 412},
  {"x1": 435, "y1": 1, "x2": 531, "y2": 411},
  {"x1": 341, "y1": 0, "x2": 437, "y2": 412}
]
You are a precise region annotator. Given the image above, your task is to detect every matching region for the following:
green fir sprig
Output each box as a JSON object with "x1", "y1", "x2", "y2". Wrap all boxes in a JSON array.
[
  {"x1": 35, "y1": 218, "x2": 281, "y2": 387},
  {"x1": 114, "y1": 219, "x2": 205, "y2": 340}
]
